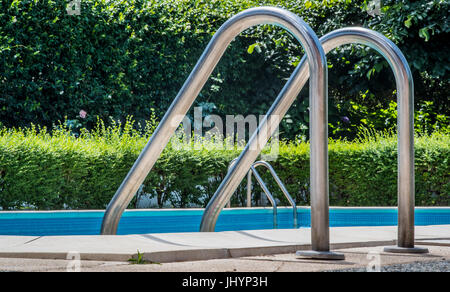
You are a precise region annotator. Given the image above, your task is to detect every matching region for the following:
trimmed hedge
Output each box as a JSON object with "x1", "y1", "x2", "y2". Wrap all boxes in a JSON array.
[{"x1": 0, "y1": 123, "x2": 448, "y2": 210}]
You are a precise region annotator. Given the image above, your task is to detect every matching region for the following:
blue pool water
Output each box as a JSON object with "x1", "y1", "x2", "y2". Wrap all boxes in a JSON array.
[{"x1": 0, "y1": 207, "x2": 449, "y2": 236}]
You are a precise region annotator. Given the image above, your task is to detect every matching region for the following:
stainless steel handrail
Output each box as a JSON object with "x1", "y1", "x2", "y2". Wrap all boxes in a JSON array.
[
  {"x1": 226, "y1": 159, "x2": 278, "y2": 229},
  {"x1": 203, "y1": 26, "x2": 427, "y2": 257},
  {"x1": 253, "y1": 160, "x2": 298, "y2": 228},
  {"x1": 250, "y1": 165, "x2": 278, "y2": 229},
  {"x1": 306, "y1": 27, "x2": 427, "y2": 254},
  {"x1": 226, "y1": 159, "x2": 297, "y2": 228},
  {"x1": 100, "y1": 7, "x2": 329, "y2": 239},
  {"x1": 197, "y1": 9, "x2": 329, "y2": 254},
  {"x1": 100, "y1": 7, "x2": 422, "y2": 256}
]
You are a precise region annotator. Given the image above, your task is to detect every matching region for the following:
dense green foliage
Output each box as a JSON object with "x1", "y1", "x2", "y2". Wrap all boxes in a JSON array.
[
  {"x1": 0, "y1": 0, "x2": 448, "y2": 140},
  {"x1": 358, "y1": 0, "x2": 450, "y2": 137},
  {"x1": 0, "y1": 120, "x2": 448, "y2": 210},
  {"x1": 1, "y1": 1, "x2": 448, "y2": 210}
]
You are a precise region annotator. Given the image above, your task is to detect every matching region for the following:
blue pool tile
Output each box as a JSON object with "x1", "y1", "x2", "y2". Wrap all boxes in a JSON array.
[{"x1": 0, "y1": 208, "x2": 449, "y2": 236}]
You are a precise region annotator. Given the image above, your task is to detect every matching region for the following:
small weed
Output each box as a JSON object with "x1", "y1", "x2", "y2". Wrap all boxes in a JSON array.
[{"x1": 128, "y1": 250, "x2": 161, "y2": 265}]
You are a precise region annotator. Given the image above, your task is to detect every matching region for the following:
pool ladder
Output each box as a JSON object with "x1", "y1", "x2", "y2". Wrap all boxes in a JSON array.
[
  {"x1": 100, "y1": 6, "x2": 428, "y2": 258},
  {"x1": 226, "y1": 159, "x2": 297, "y2": 229}
]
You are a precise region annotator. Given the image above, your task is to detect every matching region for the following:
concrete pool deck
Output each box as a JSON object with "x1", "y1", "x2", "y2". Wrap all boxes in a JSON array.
[{"x1": 0, "y1": 225, "x2": 449, "y2": 264}]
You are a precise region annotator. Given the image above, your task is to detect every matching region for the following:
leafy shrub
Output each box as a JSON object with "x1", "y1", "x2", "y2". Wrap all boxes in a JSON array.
[
  {"x1": 0, "y1": 120, "x2": 447, "y2": 210},
  {"x1": 0, "y1": 0, "x2": 448, "y2": 140}
]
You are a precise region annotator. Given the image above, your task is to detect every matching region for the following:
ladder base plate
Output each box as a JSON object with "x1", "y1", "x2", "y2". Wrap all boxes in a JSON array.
[
  {"x1": 383, "y1": 246, "x2": 429, "y2": 254},
  {"x1": 295, "y1": 250, "x2": 345, "y2": 260}
]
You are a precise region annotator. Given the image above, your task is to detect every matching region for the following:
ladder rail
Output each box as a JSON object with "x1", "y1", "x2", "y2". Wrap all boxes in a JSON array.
[
  {"x1": 101, "y1": 6, "x2": 328, "y2": 236},
  {"x1": 227, "y1": 158, "x2": 278, "y2": 229},
  {"x1": 198, "y1": 8, "x2": 328, "y2": 238},
  {"x1": 226, "y1": 159, "x2": 296, "y2": 229},
  {"x1": 203, "y1": 27, "x2": 422, "y2": 254},
  {"x1": 318, "y1": 28, "x2": 423, "y2": 252},
  {"x1": 253, "y1": 161, "x2": 297, "y2": 228},
  {"x1": 250, "y1": 165, "x2": 278, "y2": 229}
]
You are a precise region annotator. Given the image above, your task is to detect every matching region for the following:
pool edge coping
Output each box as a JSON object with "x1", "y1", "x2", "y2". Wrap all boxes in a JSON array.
[{"x1": 0, "y1": 225, "x2": 448, "y2": 263}]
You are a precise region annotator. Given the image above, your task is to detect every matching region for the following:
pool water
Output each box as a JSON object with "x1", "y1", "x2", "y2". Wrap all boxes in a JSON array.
[{"x1": 0, "y1": 207, "x2": 449, "y2": 236}]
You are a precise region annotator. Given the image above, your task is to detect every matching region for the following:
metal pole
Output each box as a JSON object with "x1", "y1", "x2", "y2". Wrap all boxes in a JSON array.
[
  {"x1": 247, "y1": 170, "x2": 252, "y2": 207},
  {"x1": 101, "y1": 7, "x2": 329, "y2": 239},
  {"x1": 226, "y1": 159, "x2": 235, "y2": 209}
]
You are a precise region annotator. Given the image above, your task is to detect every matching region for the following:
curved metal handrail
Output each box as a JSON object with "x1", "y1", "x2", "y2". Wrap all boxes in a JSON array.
[
  {"x1": 100, "y1": 6, "x2": 328, "y2": 236},
  {"x1": 226, "y1": 158, "x2": 278, "y2": 228},
  {"x1": 253, "y1": 160, "x2": 298, "y2": 228},
  {"x1": 197, "y1": 10, "x2": 328, "y2": 244},
  {"x1": 315, "y1": 27, "x2": 422, "y2": 252},
  {"x1": 250, "y1": 165, "x2": 278, "y2": 228},
  {"x1": 227, "y1": 158, "x2": 297, "y2": 228},
  {"x1": 202, "y1": 27, "x2": 426, "y2": 255}
]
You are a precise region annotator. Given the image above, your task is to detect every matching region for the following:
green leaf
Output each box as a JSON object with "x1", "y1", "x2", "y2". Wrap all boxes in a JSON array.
[
  {"x1": 419, "y1": 27, "x2": 430, "y2": 42},
  {"x1": 247, "y1": 43, "x2": 261, "y2": 54},
  {"x1": 404, "y1": 16, "x2": 412, "y2": 28}
]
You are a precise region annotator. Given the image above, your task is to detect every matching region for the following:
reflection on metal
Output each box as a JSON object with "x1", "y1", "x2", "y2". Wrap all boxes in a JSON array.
[
  {"x1": 226, "y1": 159, "x2": 297, "y2": 229},
  {"x1": 101, "y1": 6, "x2": 329, "y2": 245}
]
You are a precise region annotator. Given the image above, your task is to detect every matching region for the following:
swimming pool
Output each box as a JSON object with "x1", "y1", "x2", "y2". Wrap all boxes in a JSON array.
[{"x1": 0, "y1": 207, "x2": 449, "y2": 236}]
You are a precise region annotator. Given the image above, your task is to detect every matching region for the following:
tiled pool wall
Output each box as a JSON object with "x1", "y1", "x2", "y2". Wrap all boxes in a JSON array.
[{"x1": 0, "y1": 207, "x2": 449, "y2": 236}]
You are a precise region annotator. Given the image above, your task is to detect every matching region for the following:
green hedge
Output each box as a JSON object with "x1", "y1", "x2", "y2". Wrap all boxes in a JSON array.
[
  {"x1": 0, "y1": 122, "x2": 448, "y2": 210},
  {"x1": 1, "y1": 0, "x2": 448, "y2": 140}
]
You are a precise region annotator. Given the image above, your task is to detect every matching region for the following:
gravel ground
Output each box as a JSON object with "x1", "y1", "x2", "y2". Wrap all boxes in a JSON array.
[
  {"x1": 0, "y1": 245, "x2": 448, "y2": 272},
  {"x1": 328, "y1": 259, "x2": 450, "y2": 272}
]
